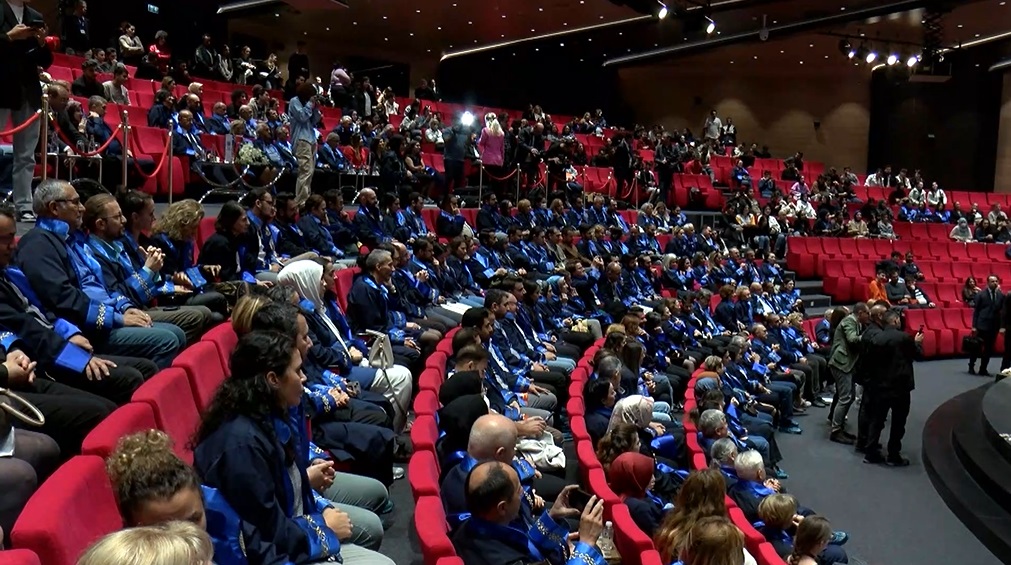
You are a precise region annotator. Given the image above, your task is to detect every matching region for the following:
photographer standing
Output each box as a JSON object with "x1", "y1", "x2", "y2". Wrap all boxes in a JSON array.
[
  {"x1": 287, "y1": 80, "x2": 322, "y2": 206},
  {"x1": 0, "y1": 2, "x2": 52, "y2": 223}
]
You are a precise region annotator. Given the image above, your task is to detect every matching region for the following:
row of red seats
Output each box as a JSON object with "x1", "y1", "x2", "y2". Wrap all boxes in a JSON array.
[
  {"x1": 683, "y1": 372, "x2": 787, "y2": 565},
  {"x1": 712, "y1": 154, "x2": 826, "y2": 177},
  {"x1": 403, "y1": 328, "x2": 467, "y2": 565},
  {"x1": 6, "y1": 323, "x2": 238, "y2": 565},
  {"x1": 786, "y1": 236, "x2": 1008, "y2": 279},
  {"x1": 903, "y1": 307, "x2": 1004, "y2": 358}
]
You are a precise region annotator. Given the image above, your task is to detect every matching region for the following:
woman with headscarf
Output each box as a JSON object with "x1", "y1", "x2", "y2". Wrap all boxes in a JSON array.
[
  {"x1": 278, "y1": 259, "x2": 413, "y2": 432},
  {"x1": 949, "y1": 217, "x2": 973, "y2": 243},
  {"x1": 608, "y1": 452, "x2": 668, "y2": 537},
  {"x1": 543, "y1": 274, "x2": 603, "y2": 340},
  {"x1": 609, "y1": 395, "x2": 687, "y2": 470}
]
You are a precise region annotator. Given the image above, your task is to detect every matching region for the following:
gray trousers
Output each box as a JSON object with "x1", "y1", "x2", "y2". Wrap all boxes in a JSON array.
[
  {"x1": 829, "y1": 366, "x2": 855, "y2": 432},
  {"x1": 0, "y1": 102, "x2": 41, "y2": 215},
  {"x1": 322, "y1": 471, "x2": 391, "y2": 551}
]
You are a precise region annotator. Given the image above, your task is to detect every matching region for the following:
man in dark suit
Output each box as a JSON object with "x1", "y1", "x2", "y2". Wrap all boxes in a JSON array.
[
  {"x1": 70, "y1": 58, "x2": 103, "y2": 98},
  {"x1": 971, "y1": 274, "x2": 1003, "y2": 376},
  {"x1": 0, "y1": 2, "x2": 52, "y2": 222},
  {"x1": 861, "y1": 310, "x2": 920, "y2": 466},
  {"x1": 62, "y1": 0, "x2": 89, "y2": 53}
]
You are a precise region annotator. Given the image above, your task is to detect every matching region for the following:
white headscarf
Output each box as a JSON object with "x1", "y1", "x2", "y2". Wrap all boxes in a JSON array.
[
  {"x1": 278, "y1": 260, "x2": 350, "y2": 353},
  {"x1": 607, "y1": 395, "x2": 654, "y2": 433}
]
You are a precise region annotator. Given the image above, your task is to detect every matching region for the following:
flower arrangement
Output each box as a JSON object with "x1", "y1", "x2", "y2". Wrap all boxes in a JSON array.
[{"x1": 236, "y1": 143, "x2": 268, "y2": 166}]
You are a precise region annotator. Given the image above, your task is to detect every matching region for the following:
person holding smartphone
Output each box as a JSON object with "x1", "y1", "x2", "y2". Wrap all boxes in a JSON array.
[{"x1": 0, "y1": 2, "x2": 52, "y2": 223}]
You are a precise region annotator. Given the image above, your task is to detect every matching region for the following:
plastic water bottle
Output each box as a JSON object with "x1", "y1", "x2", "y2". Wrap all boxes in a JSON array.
[{"x1": 597, "y1": 520, "x2": 616, "y2": 560}]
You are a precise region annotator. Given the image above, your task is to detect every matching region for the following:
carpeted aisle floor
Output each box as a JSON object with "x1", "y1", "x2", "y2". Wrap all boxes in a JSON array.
[{"x1": 775, "y1": 358, "x2": 1001, "y2": 565}]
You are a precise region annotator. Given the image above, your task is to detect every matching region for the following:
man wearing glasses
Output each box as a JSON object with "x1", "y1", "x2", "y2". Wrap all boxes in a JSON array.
[{"x1": 13, "y1": 179, "x2": 183, "y2": 374}]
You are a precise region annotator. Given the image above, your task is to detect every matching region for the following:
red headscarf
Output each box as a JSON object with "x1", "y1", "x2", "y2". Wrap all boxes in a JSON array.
[{"x1": 608, "y1": 452, "x2": 654, "y2": 500}]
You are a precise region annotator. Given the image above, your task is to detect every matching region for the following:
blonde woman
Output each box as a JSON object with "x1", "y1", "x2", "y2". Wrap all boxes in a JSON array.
[
  {"x1": 78, "y1": 521, "x2": 214, "y2": 565},
  {"x1": 679, "y1": 516, "x2": 748, "y2": 565},
  {"x1": 149, "y1": 199, "x2": 229, "y2": 317},
  {"x1": 478, "y1": 112, "x2": 506, "y2": 192}
]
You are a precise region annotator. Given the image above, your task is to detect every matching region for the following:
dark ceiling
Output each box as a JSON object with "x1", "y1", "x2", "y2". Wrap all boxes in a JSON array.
[{"x1": 228, "y1": 0, "x2": 1009, "y2": 67}]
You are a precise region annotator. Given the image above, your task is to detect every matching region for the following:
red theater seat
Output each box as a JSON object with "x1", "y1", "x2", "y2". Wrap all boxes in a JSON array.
[
  {"x1": 131, "y1": 367, "x2": 201, "y2": 464},
  {"x1": 201, "y1": 322, "x2": 238, "y2": 373},
  {"x1": 413, "y1": 389, "x2": 440, "y2": 416},
  {"x1": 81, "y1": 402, "x2": 158, "y2": 460},
  {"x1": 0, "y1": 550, "x2": 42, "y2": 565},
  {"x1": 12, "y1": 456, "x2": 123, "y2": 565},
  {"x1": 414, "y1": 496, "x2": 456, "y2": 565},
  {"x1": 612, "y1": 503, "x2": 654, "y2": 557},
  {"x1": 411, "y1": 416, "x2": 439, "y2": 454},
  {"x1": 408, "y1": 449, "x2": 441, "y2": 500},
  {"x1": 172, "y1": 341, "x2": 227, "y2": 410}
]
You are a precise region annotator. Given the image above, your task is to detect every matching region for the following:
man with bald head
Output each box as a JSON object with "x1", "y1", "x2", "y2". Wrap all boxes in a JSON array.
[
  {"x1": 441, "y1": 413, "x2": 569, "y2": 524},
  {"x1": 352, "y1": 188, "x2": 394, "y2": 249},
  {"x1": 453, "y1": 460, "x2": 606, "y2": 565}
]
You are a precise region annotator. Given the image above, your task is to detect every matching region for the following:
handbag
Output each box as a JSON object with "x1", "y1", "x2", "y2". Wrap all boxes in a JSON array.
[
  {"x1": 0, "y1": 388, "x2": 46, "y2": 440},
  {"x1": 962, "y1": 335, "x2": 983, "y2": 356}
]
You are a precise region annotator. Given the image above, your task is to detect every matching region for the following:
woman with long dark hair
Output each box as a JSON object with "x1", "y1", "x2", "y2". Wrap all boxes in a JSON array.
[{"x1": 193, "y1": 331, "x2": 394, "y2": 565}]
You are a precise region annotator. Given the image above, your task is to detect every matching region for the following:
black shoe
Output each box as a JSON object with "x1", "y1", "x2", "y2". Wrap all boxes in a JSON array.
[
  {"x1": 812, "y1": 399, "x2": 829, "y2": 408},
  {"x1": 864, "y1": 451, "x2": 886, "y2": 464},
  {"x1": 980, "y1": 370, "x2": 992, "y2": 377},
  {"x1": 841, "y1": 430, "x2": 857, "y2": 440},
  {"x1": 969, "y1": 365, "x2": 977, "y2": 375},
  {"x1": 886, "y1": 454, "x2": 911, "y2": 467},
  {"x1": 830, "y1": 431, "x2": 855, "y2": 445}
]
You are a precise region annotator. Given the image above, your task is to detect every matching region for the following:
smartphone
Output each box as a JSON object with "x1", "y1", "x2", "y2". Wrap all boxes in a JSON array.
[
  {"x1": 567, "y1": 488, "x2": 593, "y2": 512},
  {"x1": 918, "y1": 325, "x2": 925, "y2": 333},
  {"x1": 25, "y1": 20, "x2": 45, "y2": 29}
]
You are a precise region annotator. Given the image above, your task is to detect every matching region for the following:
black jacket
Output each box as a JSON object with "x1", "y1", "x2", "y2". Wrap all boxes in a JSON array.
[
  {"x1": 973, "y1": 288, "x2": 1004, "y2": 332},
  {"x1": 862, "y1": 326, "x2": 918, "y2": 394},
  {"x1": 0, "y1": 3, "x2": 52, "y2": 110}
]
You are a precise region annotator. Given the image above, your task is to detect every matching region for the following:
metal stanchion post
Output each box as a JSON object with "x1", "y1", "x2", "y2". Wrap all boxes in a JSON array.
[
  {"x1": 478, "y1": 166, "x2": 483, "y2": 205},
  {"x1": 40, "y1": 94, "x2": 49, "y2": 182},
  {"x1": 121, "y1": 111, "x2": 130, "y2": 191},
  {"x1": 166, "y1": 125, "x2": 175, "y2": 204},
  {"x1": 515, "y1": 164, "x2": 521, "y2": 203}
]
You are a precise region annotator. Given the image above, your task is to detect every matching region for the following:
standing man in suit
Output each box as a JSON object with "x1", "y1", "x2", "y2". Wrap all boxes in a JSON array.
[
  {"x1": 971, "y1": 275, "x2": 1003, "y2": 377},
  {"x1": 0, "y1": 1, "x2": 52, "y2": 223},
  {"x1": 828, "y1": 302, "x2": 869, "y2": 445}
]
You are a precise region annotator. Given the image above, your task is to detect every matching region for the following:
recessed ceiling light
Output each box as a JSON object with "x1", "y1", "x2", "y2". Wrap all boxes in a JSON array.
[
  {"x1": 560, "y1": 42, "x2": 565, "y2": 46},
  {"x1": 325, "y1": 27, "x2": 330, "y2": 31},
  {"x1": 824, "y1": 55, "x2": 829, "y2": 58},
  {"x1": 535, "y1": 48, "x2": 539, "y2": 51},
  {"x1": 501, "y1": 34, "x2": 505, "y2": 37},
  {"x1": 563, "y1": 22, "x2": 568, "y2": 26},
  {"x1": 809, "y1": 43, "x2": 814, "y2": 47},
  {"x1": 353, "y1": 21, "x2": 358, "y2": 25},
  {"x1": 303, "y1": 31, "x2": 307, "y2": 35},
  {"x1": 600, "y1": 15, "x2": 604, "y2": 19},
  {"x1": 627, "y1": 48, "x2": 631, "y2": 52},
  {"x1": 502, "y1": 14, "x2": 506, "y2": 18},
  {"x1": 859, "y1": 32, "x2": 865, "y2": 37},
  {"x1": 958, "y1": 24, "x2": 963, "y2": 28},
  {"x1": 531, "y1": 28, "x2": 535, "y2": 31},
  {"x1": 512, "y1": 52, "x2": 516, "y2": 56},
  {"x1": 452, "y1": 2, "x2": 457, "y2": 5},
  {"x1": 491, "y1": 57, "x2": 495, "y2": 61},
  {"x1": 772, "y1": 20, "x2": 778, "y2": 24},
  {"x1": 384, "y1": 37, "x2": 388, "y2": 41},
  {"x1": 539, "y1": 6, "x2": 544, "y2": 11},
  {"x1": 730, "y1": 60, "x2": 735, "y2": 64},
  {"x1": 274, "y1": 12, "x2": 279, "y2": 17},
  {"x1": 474, "y1": 39, "x2": 478, "y2": 43},
  {"x1": 618, "y1": 32, "x2": 623, "y2": 36},
  {"x1": 382, "y1": 15, "x2": 387, "y2": 19},
  {"x1": 975, "y1": 33, "x2": 980, "y2": 37},
  {"x1": 840, "y1": 6, "x2": 845, "y2": 10},
  {"x1": 780, "y1": 50, "x2": 784, "y2": 53},
  {"x1": 580, "y1": 58, "x2": 584, "y2": 62},
  {"x1": 753, "y1": 55, "x2": 758, "y2": 59},
  {"x1": 427, "y1": 49, "x2": 431, "y2": 52},
  {"x1": 409, "y1": 32, "x2": 414, "y2": 36},
  {"x1": 437, "y1": 26, "x2": 442, "y2": 30},
  {"x1": 654, "y1": 43, "x2": 658, "y2": 47},
  {"x1": 603, "y1": 53, "x2": 607, "y2": 56},
  {"x1": 416, "y1": 9, "x2": 420, "y2": 13},
  {"x1": 800, "y1": 60, "x2": 805, "y2": 64},
  {"x1": 468, "y1": 21, "x2": 473, "y2": 24},
  {"x1": 1002, "y1": 1, "x2": 1007, "y2": 5},
  {"x1": 588, "y1": 38, "x2": 592, "y2": 42}
]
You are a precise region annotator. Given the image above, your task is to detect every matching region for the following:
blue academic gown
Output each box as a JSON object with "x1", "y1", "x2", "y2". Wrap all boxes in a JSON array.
[{"x1": 194, "y1": 407, "x2": 342, "y2": 564}]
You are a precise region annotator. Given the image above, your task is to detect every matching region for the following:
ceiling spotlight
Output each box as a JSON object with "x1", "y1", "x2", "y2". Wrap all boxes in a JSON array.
[
  {"x1": 906, "y1": 54, "x2": 918, "y2": 67},
  {"x1": 839, "y1": 39, "x2": 854, "y2": 58},
  {"x1": 705, "y1": 17, "x2": 716, "y2": 34},
  {"x1": 866, "y1": 50, "x2": 877, "y2": 63},
  {"x1": 887, "y1": 53, "x2": 898, "y2": 65},
  {"x1": 658, "y1": 3, "x2": 668, "y2": 19}
]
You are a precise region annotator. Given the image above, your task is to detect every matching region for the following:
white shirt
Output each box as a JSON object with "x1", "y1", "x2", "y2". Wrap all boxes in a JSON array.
[{"x1": 7, "y1": 0, "x2": 24, "y2": 24}]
